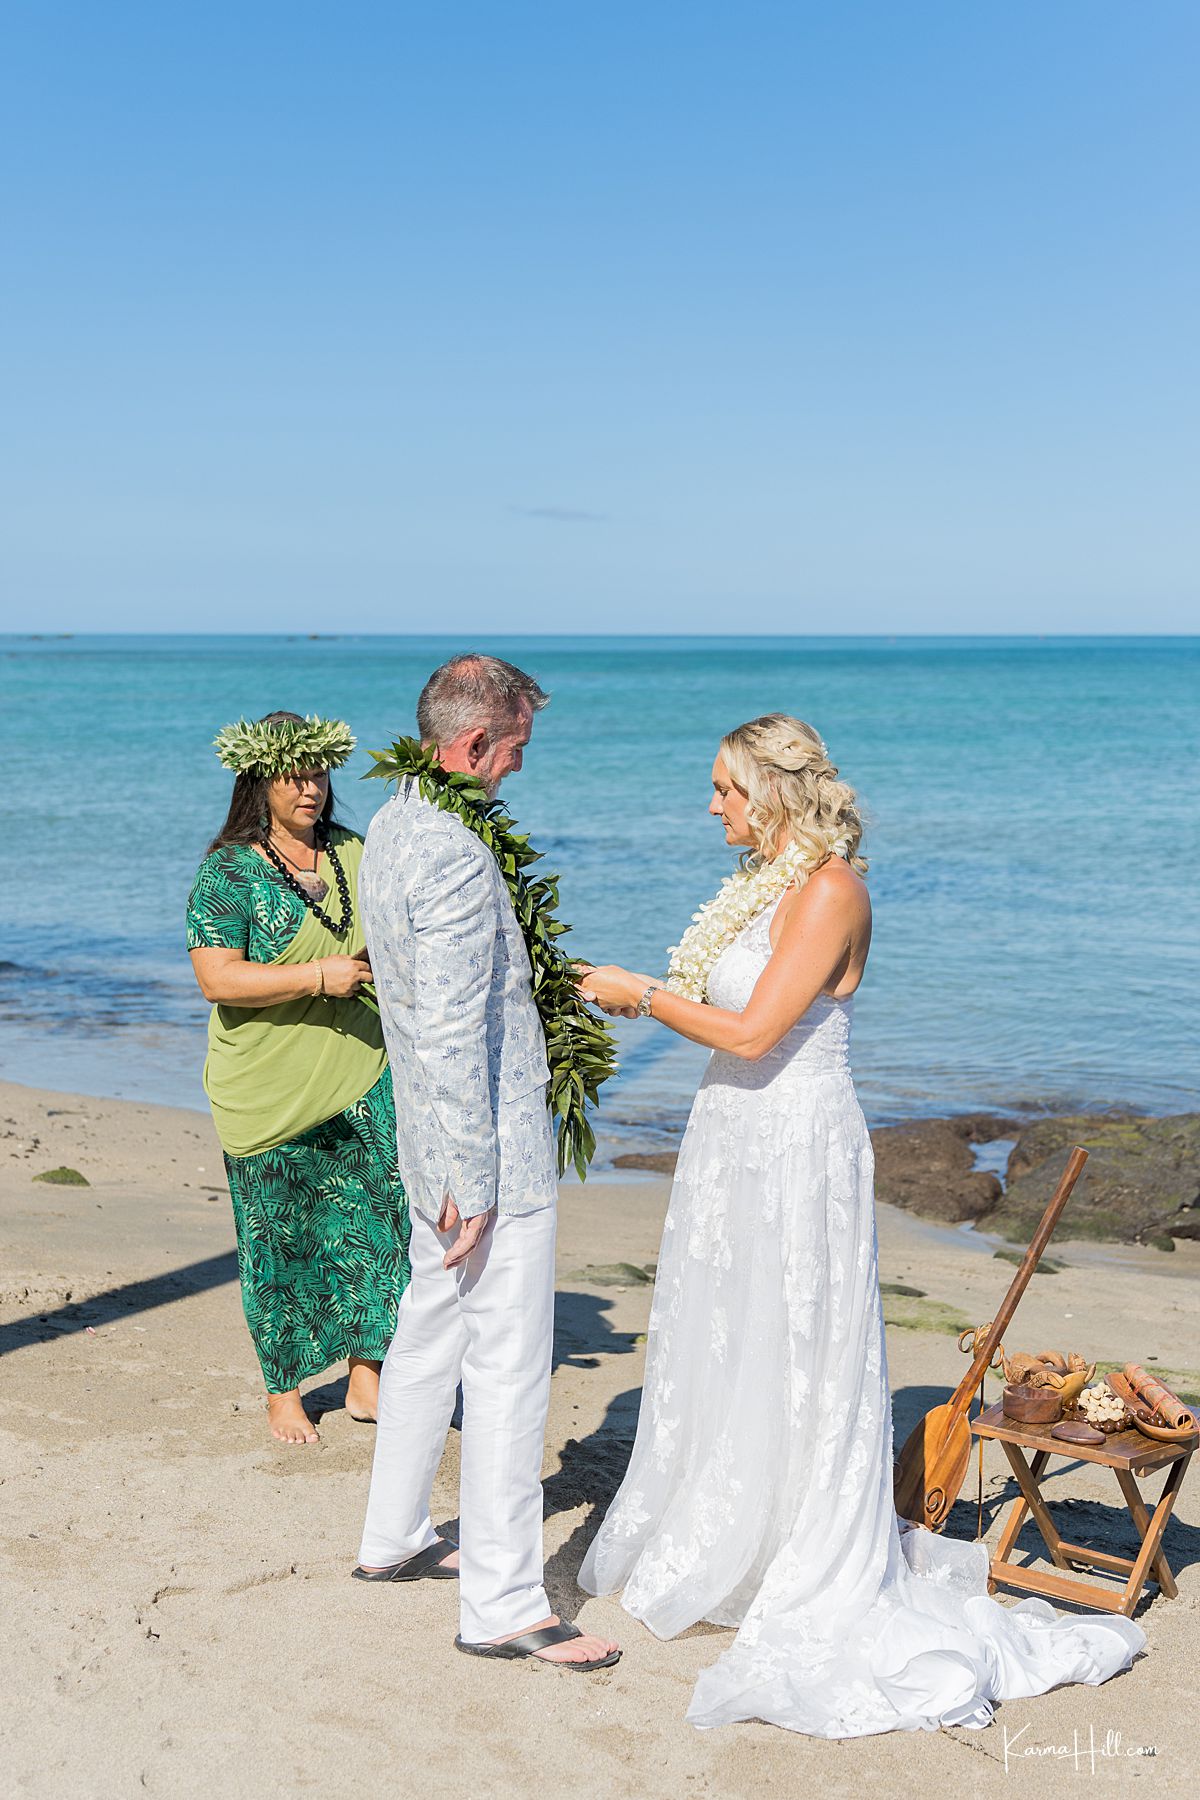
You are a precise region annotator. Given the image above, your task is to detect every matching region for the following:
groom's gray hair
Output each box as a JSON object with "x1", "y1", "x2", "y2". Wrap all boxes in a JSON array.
[{"x1": 417, "y1": 652, "x2": 550, "y2": 747}]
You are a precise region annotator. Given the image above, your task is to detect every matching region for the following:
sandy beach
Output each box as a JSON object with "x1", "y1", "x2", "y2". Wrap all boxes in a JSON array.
[{"x1": 2, "y1": 1079, "x2": 1197, "y2": 1799}]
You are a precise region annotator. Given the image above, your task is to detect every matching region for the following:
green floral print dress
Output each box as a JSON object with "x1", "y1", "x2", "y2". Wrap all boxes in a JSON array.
[{"x1": 186, "y1": 831, "x2": 410, "y2": 1393}]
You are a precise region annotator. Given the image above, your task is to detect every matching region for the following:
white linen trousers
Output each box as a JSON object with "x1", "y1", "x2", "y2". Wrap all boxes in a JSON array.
[{"x1": 358, "y1": 1202, "x2": 557, "y2": 1642}]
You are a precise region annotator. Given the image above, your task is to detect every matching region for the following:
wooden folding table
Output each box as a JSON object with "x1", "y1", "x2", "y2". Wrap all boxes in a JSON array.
[{"x1": 971, "y1": 1400, "x2": 1194, "y2": 1617}]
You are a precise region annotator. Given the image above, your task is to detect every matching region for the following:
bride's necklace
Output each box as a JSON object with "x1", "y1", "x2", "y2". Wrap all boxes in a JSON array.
[
  {"x1": 269, "y1": 831, "x2": 328, "y2": 902},
  {"x1": 665, "y1": 835, "x2": 850, "y2": 1002}
]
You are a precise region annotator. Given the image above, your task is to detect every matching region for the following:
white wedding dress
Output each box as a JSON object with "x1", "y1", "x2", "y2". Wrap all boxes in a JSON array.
[{"x1": 578, "y1": 895, "x2": 1145, "y2": 1736}]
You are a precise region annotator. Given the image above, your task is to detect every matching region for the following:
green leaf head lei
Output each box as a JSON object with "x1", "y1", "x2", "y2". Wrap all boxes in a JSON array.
[
  {"x1": 214, "y1": 715, "x2": 356, "y2": 778},
  {"x1": 365, "y1": 736, "x2": 618, "y2": 1181}
]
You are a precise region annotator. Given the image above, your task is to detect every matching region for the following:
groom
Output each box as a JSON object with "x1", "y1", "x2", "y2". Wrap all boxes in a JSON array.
[{"x1": 353, "y1": 653, "x2": 620, "y2": 1672}]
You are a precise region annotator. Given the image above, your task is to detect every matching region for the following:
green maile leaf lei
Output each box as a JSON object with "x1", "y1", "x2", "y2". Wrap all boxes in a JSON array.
[{"x1": 365, "y1": 736, "x2": 618, "y2": 1181}]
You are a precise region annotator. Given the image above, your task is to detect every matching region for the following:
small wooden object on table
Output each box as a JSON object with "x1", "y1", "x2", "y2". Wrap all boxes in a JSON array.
[{"x1": 972, "y1": 1401, "x2": 1195, "y2": 1617}]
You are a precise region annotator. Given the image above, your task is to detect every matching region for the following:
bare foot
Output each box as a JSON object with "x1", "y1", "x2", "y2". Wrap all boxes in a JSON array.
[
  {"x1": 491, "y1": 1613, "x2": 619, "y2": 1665},
  {"x1": 267, "y1": 1390, "x2": 319, "y2": 1445},
  {"x1": 345, "y1": 1356, "x2": 381, "y2": 1422}
]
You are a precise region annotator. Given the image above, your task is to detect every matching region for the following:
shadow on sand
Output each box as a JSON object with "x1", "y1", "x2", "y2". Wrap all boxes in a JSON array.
[
  {"x1": 541, "y1": 1287, "x2": 647, "y2": 1619},
  {"x1": 0, "y1": 1249, "x2": 240, "y2": 1360}
]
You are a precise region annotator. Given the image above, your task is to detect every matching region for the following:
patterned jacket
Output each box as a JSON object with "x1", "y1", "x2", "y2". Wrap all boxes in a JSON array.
[{"x1": 359, "y1": 779, "x2": 556, "y2": 1222}]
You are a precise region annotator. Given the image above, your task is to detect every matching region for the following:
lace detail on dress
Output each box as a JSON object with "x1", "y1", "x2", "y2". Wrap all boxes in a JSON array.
[{"x1": 578, "y1": 893, "x2": 1145, "y2": 1734}]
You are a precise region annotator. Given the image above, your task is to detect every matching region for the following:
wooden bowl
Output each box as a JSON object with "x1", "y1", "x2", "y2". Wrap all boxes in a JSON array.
[
  {"x1": 1133, "y1": 1416, "x2": 1199, "y2": 1444},
  {"x1": 1002, "y1": 1383, "x2": 1063, "y2": 1424}
]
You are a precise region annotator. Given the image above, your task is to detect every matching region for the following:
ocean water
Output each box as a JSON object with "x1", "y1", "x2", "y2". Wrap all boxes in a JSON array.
[{"x1": 3, "y1": 635, "x2": 1197, "y2": 1159}]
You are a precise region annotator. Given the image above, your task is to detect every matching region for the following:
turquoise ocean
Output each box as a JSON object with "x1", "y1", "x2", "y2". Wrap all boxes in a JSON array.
[{"x1": 3, "y1": 635, "x2": 1197, "y2": 1161}]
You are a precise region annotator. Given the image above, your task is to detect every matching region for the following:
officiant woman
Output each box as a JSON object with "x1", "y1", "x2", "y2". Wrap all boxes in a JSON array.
[{"x1": 186, "y1": 711, "x2": 410, "y2": 1446}]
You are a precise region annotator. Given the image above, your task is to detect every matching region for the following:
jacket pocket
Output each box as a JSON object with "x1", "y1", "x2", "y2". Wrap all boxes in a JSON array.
[{"x1": 495, "y1": 1046, "x2": 551, "y2": 1103}]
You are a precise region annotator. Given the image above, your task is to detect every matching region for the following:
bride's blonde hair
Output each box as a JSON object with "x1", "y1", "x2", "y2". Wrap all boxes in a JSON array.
[{"x1": 720, "y1": 714, "x2": 868, "y2": 875}]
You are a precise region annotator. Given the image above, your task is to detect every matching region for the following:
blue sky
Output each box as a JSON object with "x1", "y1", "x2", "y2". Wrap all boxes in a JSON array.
[{"x1": 1, "y1": 3, "x2": 1196, "y2": 634}]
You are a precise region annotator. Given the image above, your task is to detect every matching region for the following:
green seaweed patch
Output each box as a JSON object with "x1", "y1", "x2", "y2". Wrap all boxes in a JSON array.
[
  {"x1": 33, "y1": 1166, "x2": 90, "y2": 1187},
  {"x1": 880, "y1": 1281, "x2": 927, "y2": 1298},
  {"x1": 993, "y1": 1212, "x2": 1162, "y2": 1247},
  {"x1": 882, "y1": 1294, "x2": 972, "y2": 1336},
  {"x1": 564, "y1": 1262, "x2": 656, "y2": 1288},
  {"x1": 992, "y1": 1248, "x2": 1065, "y2": 1274}
]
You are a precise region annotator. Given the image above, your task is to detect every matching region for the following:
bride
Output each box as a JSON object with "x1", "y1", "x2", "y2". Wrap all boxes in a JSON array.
[{"x1": 574, "y1": 713, "x2": 1144, "y2": 1737}]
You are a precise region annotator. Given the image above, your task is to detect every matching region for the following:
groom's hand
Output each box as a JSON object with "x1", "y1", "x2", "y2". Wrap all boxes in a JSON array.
[{"x1": 438, "y1": 1195, "x2": 494, "y2": 1269}]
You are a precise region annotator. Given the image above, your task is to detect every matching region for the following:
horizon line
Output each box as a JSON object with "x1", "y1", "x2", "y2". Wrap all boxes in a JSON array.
[{"x1": 5, "y1": 629, "x2": 1198, "y2": 642}]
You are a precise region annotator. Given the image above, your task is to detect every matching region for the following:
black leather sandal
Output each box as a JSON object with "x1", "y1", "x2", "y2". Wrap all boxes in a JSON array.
[
  {"x1": 455, "y1": 1621, "x2": 620, "y2": 1671},
  {"x1": 350, "y1": 1540, "x2": 459, "y2": 1582}
]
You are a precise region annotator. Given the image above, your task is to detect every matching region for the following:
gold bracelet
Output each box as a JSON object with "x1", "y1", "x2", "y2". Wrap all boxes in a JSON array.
[{"x1": 313, "y1": 960, "x2": 326, "y2": 998}]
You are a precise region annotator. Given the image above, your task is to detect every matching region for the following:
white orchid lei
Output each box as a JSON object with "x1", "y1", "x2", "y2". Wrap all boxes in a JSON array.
[{"x1": 665, "y1": 835, "x2": 851, "y2": 1002}]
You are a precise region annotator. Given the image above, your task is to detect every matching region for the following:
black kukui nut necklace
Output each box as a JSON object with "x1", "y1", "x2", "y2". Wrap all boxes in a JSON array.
[{"x1": 260, "y1": 823, "x2": 353, "y2": 936}]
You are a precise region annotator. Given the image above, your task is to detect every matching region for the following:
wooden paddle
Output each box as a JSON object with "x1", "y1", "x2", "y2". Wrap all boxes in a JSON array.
[{"x1": 892, "y1": 1145, "x2": 1089, "y2": 1531}]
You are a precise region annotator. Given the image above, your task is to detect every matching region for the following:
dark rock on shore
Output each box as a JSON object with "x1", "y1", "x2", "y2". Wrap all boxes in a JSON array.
[
  {"x1": 612, "y1": 1150, "x2": 681, "y2": 1176},
  {"x1": 870, "y1": 1114, "x2": 1015, "y2": 1223},
  {"x1": 612, "y1": 1110, "x2": 1200, "y2": 1247},
  {"x1": 994, "y1": 1114, "x2": 1200, "y2": 1246}
]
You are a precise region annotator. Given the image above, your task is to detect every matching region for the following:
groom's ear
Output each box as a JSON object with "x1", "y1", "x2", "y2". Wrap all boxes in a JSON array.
[{"x1": 465, "y1": 727, "x2": 490, "y2": 767}]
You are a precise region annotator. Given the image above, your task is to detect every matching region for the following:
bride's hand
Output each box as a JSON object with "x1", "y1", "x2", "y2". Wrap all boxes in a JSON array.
[{"x1": 575, "y1": 963, "x2": 651, "y2": 1017}]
